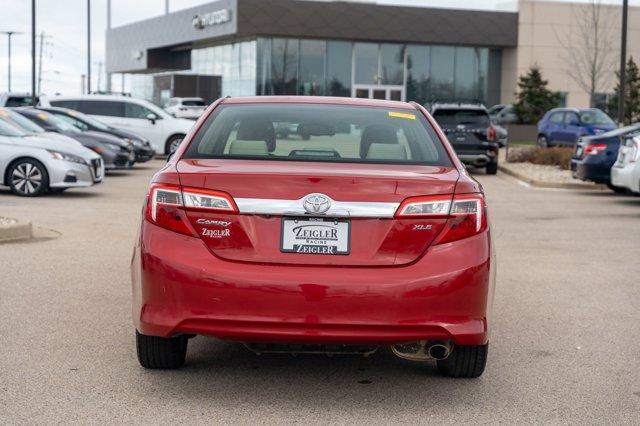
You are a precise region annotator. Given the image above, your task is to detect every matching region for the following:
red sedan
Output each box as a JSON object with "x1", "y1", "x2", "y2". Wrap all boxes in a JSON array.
[{"x1": 131, "y1": 96, "x2": 495, "y2": 378}]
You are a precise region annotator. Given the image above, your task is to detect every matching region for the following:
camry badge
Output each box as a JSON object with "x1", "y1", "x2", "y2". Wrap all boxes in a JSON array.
[{"x1": 303, "y1": 193, "x2": 331, "y2": 214}]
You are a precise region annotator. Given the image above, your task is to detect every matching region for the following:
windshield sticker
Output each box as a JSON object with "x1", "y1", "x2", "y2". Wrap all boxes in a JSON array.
[
  {"x1": 388, "y1": 111, "x2": 415, "y2": 120},
  {"x1": 37, "y1": 113, "x2": 48, "y2": 121}
]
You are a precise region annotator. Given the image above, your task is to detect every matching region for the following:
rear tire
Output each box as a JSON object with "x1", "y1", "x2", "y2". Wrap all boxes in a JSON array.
[
  {"x1": 136, "y1": 330, "x2": 188, "y2": 369},
  {"x1": 606, "y1": 183, "x2": 627, "y2": 194},
  {"x1": 485, "y1": 162, "x2": 498, "y2": 175},
  {"x1": 437, "y1": 344, "x2": 488, "y2": 378}
]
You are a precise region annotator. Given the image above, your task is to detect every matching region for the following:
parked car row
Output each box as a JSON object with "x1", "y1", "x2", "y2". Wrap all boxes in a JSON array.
[
  {"x1": 572, "y1": 124, "x2": 640, "y2": 194},
  {"x1": 0, "y1": 91, "x2": 199, "y2": 196},
  {"x1": 534, "y1": 106, "x2": 639, "y2": 194},
  {"x1": 40, "y1": 95, "x2": 196, "y2": 154}
]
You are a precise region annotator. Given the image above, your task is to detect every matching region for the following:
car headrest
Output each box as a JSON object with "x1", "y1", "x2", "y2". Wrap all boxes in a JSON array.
[
  {"x1": 366, "y1": 143, "x2": 407, "y2": 160},
  {"x1": 228, "y1": 140, "x2": 269, "y2": 156},
  {"x1": 237, "y1": 119, "x2": 276, "y2": 152},
  {"x1": 360, "y1": 124, "x2": 399, "y2": 158}
]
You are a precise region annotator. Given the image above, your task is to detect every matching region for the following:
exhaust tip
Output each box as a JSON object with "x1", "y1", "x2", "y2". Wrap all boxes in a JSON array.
[{"x1": 428, "y1": 344, "x2": 450, "y2": 360}]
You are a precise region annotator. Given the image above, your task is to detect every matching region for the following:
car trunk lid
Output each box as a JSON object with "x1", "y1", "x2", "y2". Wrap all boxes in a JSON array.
[{"x1": 176, "y1": 159, "x2": 459, "y2": 266}]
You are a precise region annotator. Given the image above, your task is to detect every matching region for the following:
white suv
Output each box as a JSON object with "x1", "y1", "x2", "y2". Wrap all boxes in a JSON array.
[
  {"x1": 40, "y1": 95, "x2": 195, "y2": 155},
  {"x1": 163, "y1": 97, "x2": 207, "y2": 120}
]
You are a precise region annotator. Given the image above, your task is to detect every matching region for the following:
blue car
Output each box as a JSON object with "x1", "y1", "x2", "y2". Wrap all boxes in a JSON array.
[
  {"x1": 570, "y1": 124, "x2": 640, "y2": 192},
  {"x1": 537, "y1": 108, "x2": 616, "y2": 147}
]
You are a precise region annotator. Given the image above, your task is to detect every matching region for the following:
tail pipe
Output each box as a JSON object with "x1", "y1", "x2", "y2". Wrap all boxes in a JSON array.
[{"x1": 391, "y1": 340, "x2": 452, "y2": 361}]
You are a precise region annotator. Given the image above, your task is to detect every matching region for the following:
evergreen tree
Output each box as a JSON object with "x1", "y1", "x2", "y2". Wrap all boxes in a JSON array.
[
  {"x1": 514, "y1": 66, "x2": 562, "y2": 124},
  {"x1": 607, "y1": 57, "x2": 640, "y2": 125}
]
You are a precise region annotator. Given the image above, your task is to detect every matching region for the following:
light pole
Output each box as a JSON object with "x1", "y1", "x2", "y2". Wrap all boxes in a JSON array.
[
  {"x1": 87, "y1": 0, "x2": 91, "y2": 94},
  {"x1": 1, "y1": 31, "x2": 21, "y2": 92},
  {"x1": 31, "y1": 0, "x2": 36, "y2": 105},
  {"x1": 618, "y1": 0, "x2": 629, "y2": 125}
]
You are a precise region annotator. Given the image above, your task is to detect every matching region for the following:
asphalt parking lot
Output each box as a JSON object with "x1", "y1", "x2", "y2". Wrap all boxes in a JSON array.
[{"x1": 1, "y1": 161, "x2": 639, "y2": 424}]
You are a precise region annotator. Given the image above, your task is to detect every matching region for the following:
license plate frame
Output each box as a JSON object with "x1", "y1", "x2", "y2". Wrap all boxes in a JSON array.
[{"x1": 280, "y1": 217, "x2": 350, "y2": 255}]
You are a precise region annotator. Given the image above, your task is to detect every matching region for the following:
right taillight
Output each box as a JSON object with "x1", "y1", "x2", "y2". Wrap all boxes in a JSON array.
[
  {"x1": 630, "y1": 140, "x2": 640, "y2": 163},
  {"x1": 395, "y1": 193, "x2": 487, "y2": 244},
  {"x1": 144, "y1": 183, "x2": 237, "y2": 236}
]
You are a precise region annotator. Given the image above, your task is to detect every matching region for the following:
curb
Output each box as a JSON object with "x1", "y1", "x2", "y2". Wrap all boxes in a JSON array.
[
  {"x1": 498, "y1": 164, "x2": 605, "y2": 190},
  {"x1": 0, "y1": 216, "x2": 33, "y2": 243}
]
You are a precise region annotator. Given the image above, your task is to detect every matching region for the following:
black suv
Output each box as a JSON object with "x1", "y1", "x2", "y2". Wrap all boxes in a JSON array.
[{"x1": 430, "y1": 103, "x2": 500, "y2": 174}]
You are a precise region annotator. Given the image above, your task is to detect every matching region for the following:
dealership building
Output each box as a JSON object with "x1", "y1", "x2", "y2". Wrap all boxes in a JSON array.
[{"x1": 105, "y1": 0, "x2": 640, "y2": 108}]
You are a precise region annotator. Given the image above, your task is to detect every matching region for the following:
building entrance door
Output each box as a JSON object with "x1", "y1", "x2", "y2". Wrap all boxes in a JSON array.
[{"x1": 353, "y1": 85, "x2": 404, "y2": 101}]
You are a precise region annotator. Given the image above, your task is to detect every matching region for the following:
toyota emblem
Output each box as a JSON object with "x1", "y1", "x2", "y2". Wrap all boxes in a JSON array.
[{"x1": 303, "y1": 193, "x2": 331, "y2": 214}]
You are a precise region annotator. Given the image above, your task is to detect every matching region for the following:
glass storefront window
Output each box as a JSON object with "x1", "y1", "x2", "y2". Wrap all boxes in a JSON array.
[
  {"x1": 354, "y1": 43, "x2": 378, "y2": 85},
  {"x1": 380, "y1": 44, "x2": 404, "y2": 85},
  {"x1": 271, "y1": 38, "x2": 299, "y2": 95},
  {"x1": 454, "y1": 47, "x2": 477, "y2": 100},
  {"x1": 326, "y1": 41, "x2": 352, "y2": 97},
  {"x1": 430, "y1": 46, "x2": 455, "y2": 102},
  {"x1": 182, "y1": 37, "x2": 494, "y2": 104},
  {"x1": 299, "y1": 40, "x2": 326, "y2": 96},
  {"x1": 405, "y1": 45, "x2": 430, "y2": 105}
]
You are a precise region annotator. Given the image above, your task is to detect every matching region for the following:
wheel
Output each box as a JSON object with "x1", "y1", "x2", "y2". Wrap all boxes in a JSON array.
[
  {"x1": 436, "y1": 344, "x2": 488, "y2": 378},
  {"x1": 485, "y1": 161, "x2": 498, "y2": 175},
  {"x1": 606, "y1": 183, "x2": 627, "y2": 194},
  {"x1": 537, "y1": 135, "x2": 549, "y2": 148},
  {"x1": 136, "y1": 330, "x2": 188, "y2": 369},
  {"x1": 165, "y1": 135, "x2": 184, "y2": 155},
  {"x1": 8, "y1": 159, "x2": 49, "y2": 197}
]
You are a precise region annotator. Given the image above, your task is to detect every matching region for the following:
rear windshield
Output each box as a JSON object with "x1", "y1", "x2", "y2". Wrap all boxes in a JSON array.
[
  {"x1": 183, "y1": 104, "x2": 451, "y2": 166},
  {"x1": 579, "y1": 110, "x2": 614, "y2": 125},
  {"x1": 183, "y1": 100, "x2": 206, "y2": 106},
  {"x1": 432, "y1": 109, "x2": 490, "y2": 127},
  {"x1": 5, "y1": 96, "x2": 39, "y2": 107}
]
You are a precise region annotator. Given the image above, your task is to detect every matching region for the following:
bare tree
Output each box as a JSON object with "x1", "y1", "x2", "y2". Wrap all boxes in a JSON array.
[{"x1": 556, "y1": 0, "x2": 617, "y2": 107}]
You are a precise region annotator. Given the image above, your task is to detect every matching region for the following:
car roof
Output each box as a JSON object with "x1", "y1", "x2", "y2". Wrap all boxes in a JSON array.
[
  {"x1": 37, "y1": 106, "x2": 75, "y2": 114},
  {"x1": 49, "y1": 94, "x2": 136, "y2": 102},
  {"x1": 221, "y1": 96, "x2": 416, "y2": 110},
  {"x1": 430, "y1": 102, "x2": 487, "y2": 111}
]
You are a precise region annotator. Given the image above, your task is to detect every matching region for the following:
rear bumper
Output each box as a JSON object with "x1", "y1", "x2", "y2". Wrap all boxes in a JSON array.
[
  {"x1": 132, "y1": 221, "x2": 495, "y2": 346},
  {"x1": 571, "y1": 158, "x2": 613, "y2": 183},
  {"x1": 458, "y1": 154, "x2": 496, "y2": 167},
  {"x1": 611, "y1": 165, "x2": 639, "y2": 192}
]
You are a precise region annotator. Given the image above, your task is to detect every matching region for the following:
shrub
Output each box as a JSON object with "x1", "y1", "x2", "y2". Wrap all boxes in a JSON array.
[{"x1": 507, "y1": 146, "x2": 574, "y2": 170}]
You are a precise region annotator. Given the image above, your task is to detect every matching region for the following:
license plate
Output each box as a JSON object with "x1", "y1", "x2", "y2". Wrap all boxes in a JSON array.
[{"x1": 281, "y1": 217, "x2": 350, "y2": 255}]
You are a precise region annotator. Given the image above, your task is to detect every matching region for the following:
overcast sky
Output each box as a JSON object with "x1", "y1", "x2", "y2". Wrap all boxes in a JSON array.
[{"x1": 0, "y1": 0, "x2": 637, "y2": 96}]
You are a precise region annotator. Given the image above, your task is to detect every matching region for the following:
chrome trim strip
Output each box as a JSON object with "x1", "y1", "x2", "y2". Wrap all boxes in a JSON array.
[{"x1": 234, "y1": 196, "x2": 400, "y2": 218}]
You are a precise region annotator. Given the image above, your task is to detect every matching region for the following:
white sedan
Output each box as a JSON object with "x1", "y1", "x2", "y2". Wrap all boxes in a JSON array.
[
  {"x1": 0, "y1": 120, "x2": 104, "y2": 196},
  {"x1": 611, "y1": 132, "x2": 640, "y2": 194}
]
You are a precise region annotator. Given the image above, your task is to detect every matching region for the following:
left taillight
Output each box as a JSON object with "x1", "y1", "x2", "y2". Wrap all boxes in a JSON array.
[
  {"x1": 395, "y1": 193, "x2": 487, "y2": 244},
  {"x1": 487, "y1": 126, "x2": 497, "y2": 142},
  {"x1": 144, "y1": 184, "x2": 237, "y2": 236},
  {"x1": 584, "y1": 143, "x2": 607, "y2": 156}
]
